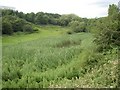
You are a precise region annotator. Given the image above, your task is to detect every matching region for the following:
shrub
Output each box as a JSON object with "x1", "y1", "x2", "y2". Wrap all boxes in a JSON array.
[
  {"x1": 23, "y1": 24, "x2": 34, "y2": 33},
  {"x1": 12, "y1": 19, "x2": 26, "y2": 32},
  {"x1": 69, "y1": 21, "x2": 87, "y2": 33},
  {"x1": 2, "y1": 21, "x2": 13, "y2": 35}
]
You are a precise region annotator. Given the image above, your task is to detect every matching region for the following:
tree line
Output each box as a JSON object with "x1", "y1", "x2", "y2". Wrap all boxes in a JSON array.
[
  {"x1": 1, "y1": 9, "x2": 89, "y2": 35},
  {"x1": 1, "y1": 4, "x2": 120, "y2": 50}
]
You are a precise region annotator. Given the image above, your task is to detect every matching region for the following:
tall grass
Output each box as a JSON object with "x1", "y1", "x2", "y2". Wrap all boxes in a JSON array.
[
  {"x1": 2, "y1": 33, "x2": 86, "y2": 88},
  {"x1": 50, "y1": 48, "x2": 118, "y2": 88},
  {"x1": 2, "y1": 31, "x2": 117, "y2": 88}
]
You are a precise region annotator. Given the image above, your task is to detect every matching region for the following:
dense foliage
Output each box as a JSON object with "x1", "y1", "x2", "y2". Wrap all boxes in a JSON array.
[
  {"x1": 2, "y1": 15, "x2": 35, "y2": 34},
  {"x1": 94, "y1": 4, "x2": 120, "y2": 51},
  {"x1": 2, "y1": 21, "x2": 13, "y2": 35},
  {"x1": 1, "y1": 2, "x2": 120, "y2": 88},
  {"x1": 69, "y1": 21, "x2": 87, "y2": 33},
  {"x1": 1, "y1": 9, "x2": 89, "y2": 35}
]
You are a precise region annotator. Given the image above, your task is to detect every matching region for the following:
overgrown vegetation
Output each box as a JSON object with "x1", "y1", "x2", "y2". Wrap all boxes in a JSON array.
[
  {"x1": 1, "y1": 2, "x2": 120, "y2": 88},
  {"x1": 2, "y1": 33, "x2": 84, "y2": 88},
  {"x1": 1, "y1": 9, "x2": 88, "y2": 35}
]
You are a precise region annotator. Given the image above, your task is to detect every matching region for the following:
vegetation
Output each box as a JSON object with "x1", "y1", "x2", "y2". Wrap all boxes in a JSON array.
[
  {"x1": 2, "y1": 21, "x2": 13, "y2": 35},
  {"x1": 69, "y1": 21, "x2": 87, "y2": 33},
  {"x1": 1, "y1": 3, "x2": 120, "y2": 88},
  {"x1": 2, "y1": 15, "x2": 37, "y2": 35},
  {"x1": 1, "y1": 10, "x2": 88, "y2": 35},
  {"x1": 95, "y1": 4, "x2": 120, "y2": 52}
]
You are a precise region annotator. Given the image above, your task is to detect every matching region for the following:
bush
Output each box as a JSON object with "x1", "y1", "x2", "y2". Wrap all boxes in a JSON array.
[
  {"x1": 23, "y1": 24, "x2": 34, "y2": 33},
  {"x1": 69, "y1": 21, "x2": 87, "y2": 33},
  {"x1": 2, "y1": 21, "x2": 13, "y2": 35},
  {"x1": 12, "y1": 19, "x2": 26, "y2": 32}
]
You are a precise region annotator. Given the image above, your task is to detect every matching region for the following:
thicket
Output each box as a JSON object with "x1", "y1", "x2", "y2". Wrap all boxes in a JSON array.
[
  {"x1": 1, "y1": 9, "x2": 89, "y2": 35},
  {"x1": 2, "y1": 15, "x2": 37, "y2": 35},
  {"x1": 94, "y1": 4, "x2": 120, "y2": 51}
]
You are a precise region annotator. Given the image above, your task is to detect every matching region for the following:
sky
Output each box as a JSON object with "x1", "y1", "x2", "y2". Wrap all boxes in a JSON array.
[{"x1": 0, "y1": 0, "x2": 119, "y2": 18}]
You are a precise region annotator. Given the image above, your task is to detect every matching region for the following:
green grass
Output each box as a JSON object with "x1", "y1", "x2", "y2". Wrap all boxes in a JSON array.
[
  {"x1": 2, "y1": 25, "x2": 69, "y2": 46},
  {"x1": 2, "y1": 25, "x2": 118, "y2": 88}
]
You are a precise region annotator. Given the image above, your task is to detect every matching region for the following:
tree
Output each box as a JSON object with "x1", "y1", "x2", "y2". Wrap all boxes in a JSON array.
[
  {"x1": 95, "y1": 4, "x2": 120, "y2": 51},
  {"x1": 2, "y1": 9, "x2": 15, "y2": 16},
  {"x1": 35, "y1": 12, "x2": 49, "y2": 25},
  {"x1": 58, "y1": 14, "x2": 81, "y2": 26},
  {"x1": 25, "y1": 12, "x2": 35, "y2": 23},
  {"x1": 69, "y1": 21, "x2": 87, "y2": 33},
  {"x1": 2, "y1": 21, "x2": 13, "y2": 35},
  {"x1": 23, "y1": 24, "x2": 33, "y2": 33},
  {"x1": 17, "y1": 12, "x2": 25, "y2": 18},
  {"x1": 12, "y1": 19, "x2": 26, "y2": 32},
  {"x1": 108, "y1": 4, "x2": 119, "y2": 17}
]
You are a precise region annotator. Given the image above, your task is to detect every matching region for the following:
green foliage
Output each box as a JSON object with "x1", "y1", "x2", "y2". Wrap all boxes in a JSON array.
[
  {"x1": 23, "y1": 24, "x2": 34, "y2": 33},
  {"x1": 12, "y1": 19, "x2": 26, "y2": 32},
  {"x1": 2, "y1": 9, "x2": 89, "y2": 34},
  {"x1": 2, "y1": 9, "x2": 16, "y2": 16},
  {"x1": 35, "y1": 13, "x2": 49, "y2": 25},
  {"x1": 50, "y1": 48, "x2": 118, "y2": 88},
  {"x1": 2, "y1": 9, "x2": 61, "y2": 26},
  {"x1": 2, "y1": 23, "x2": 118, "y2": 88},
  {"x1": 1, "y1": 3, "x2": 119, "y2": 88},
  {"x1": 95, "y1": 4, "x2": 120, "y2": 51},
  {"x1": 25, "y1": 12, "x2": 35, "y2": 23},
  {"x1": 58, "y1": 14, "x2": 81, "y2": 26},
  {"x1": 108, "y1": 4, "x2": 119, "y2": 17},
  {"x1": 69, "y1": 21, "x2": 87, "y2": 33},
  {"x1": 2, "y1": 15, "x2": 35, "y2": 35},
  {"x1": 2, "y1": 21, "x2": 13, "y2": 35},
  {"x1": 17, "y1": 12, "x2": 25, "y2": 18}
]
